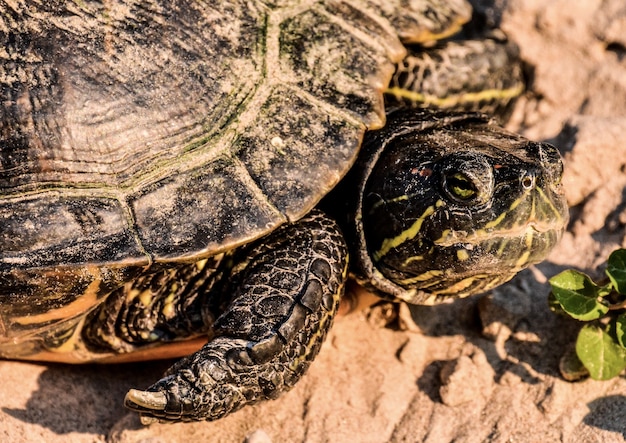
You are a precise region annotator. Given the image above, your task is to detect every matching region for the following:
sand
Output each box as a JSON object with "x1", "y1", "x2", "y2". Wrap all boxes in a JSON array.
[{"x1": 1, "y1": 0, "x2": 625, "y2": 441}]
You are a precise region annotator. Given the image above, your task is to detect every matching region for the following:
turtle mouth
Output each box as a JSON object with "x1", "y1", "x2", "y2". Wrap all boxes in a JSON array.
[
  {"x1": 388, "y1": 213, "x2": 568, "y2": 301},
  {"x1": 433, "y1": 178, "x2": 570, "y2": 270},
  {"x1": 481, "y1": 222, "x2": 564, "y2": 267},
  {"x1": 365, "y1": 186, "x2": 569, "y2": 302},
  {"x1": 433, "y1": 218, "x2": 563, "y2": 247},
  {"x1": 462, "y1": 215, "x2": 566, "y2": 263}
]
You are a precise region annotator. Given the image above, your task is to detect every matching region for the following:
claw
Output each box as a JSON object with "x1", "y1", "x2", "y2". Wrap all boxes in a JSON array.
[{"x1": 125, "y1": 388, "x2": 168, "y2": 411}]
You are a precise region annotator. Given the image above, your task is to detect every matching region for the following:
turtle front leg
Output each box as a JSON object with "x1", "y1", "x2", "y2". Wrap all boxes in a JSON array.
[{"x1": 125, "y1": 210, "x2": 348, "y2": 422}]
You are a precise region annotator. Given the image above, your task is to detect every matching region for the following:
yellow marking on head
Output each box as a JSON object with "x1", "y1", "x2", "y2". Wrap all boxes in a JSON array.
[
  {"x1": 390, "y1": 195, "x2": 410, "y2": 203},
  {"x1": 515, "y1": 251, "x2": 531, "y2": 268},
  {"x1": 397, "y1": 270, "x2": 444, "y2": 286},
  {"x1": 434, "y1": 277, "x2": 476, "y2": 294},
  {"x1": 384, "y1": 85, "x2": 524, "y2": 108},
  {"x1": 435, "y1": 199, "x2": 446, "y2": 208},
  {"x1": 369, "y1": 194, "x2": 413, "y2": 213},
  {"x1": 509, "y1": 196, "x2": 524, "y2": 211},
  {"x1": 435, "y1": 229, "x2": 451, "y2": 244},
  {"x1": 374, "y1": 205, "x2": 435, "y2": 261},
  {"x1": 484, "y1": 211, "x2": 508, "y2": 230},
  {"x1": 403, "y1": 255, "x2": 424, "y2": 266},
  {"x1": 497, "y1": 238, "x2": 509, "y2": 257},
  {"x1": 511, "y1": 229, "x2": 535, "y2": 268},
  {"x1": 529, "y1": 191, "x2": 536, "y2": 221},
  {"x1": 536, "y1": 186, "x2": 565, "y2": 221},
  {"x1": 433, "y1": 275, "x2": 488, "y2": 295},
  {"x1": 483, "y1": 273, "x2": 515, "y2": 291},
  {"x1": 457, "y1": 249, "x2": 470, "y2": 261},
  {"x1": 525, "y1": 229, "x2": 534, "y2": 249}
]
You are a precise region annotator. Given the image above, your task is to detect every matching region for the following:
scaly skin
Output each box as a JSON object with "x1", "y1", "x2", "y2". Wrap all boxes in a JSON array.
[{"x1": 124, "y1": 210, "x2": 348, "y2": 422}]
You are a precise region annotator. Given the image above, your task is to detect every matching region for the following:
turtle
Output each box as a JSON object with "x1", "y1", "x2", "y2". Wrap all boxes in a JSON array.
[{"x1": 0, "y1": 0, "x2": 568, "y2": 423}]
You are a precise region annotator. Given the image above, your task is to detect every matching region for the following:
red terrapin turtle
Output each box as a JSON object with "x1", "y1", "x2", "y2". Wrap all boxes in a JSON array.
[{"x1": 0, "y1": 0, "x2": 568, "y2": 422}]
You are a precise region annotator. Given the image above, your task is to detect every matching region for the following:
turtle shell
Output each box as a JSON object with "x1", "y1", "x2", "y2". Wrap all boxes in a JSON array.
[{"x1": 0, "y1": 0, "x2": 471, "y2": 347}]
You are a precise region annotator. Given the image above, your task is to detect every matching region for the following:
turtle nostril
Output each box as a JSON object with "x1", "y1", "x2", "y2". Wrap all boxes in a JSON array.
[{"x1": 521, "y1": 174, "x2": 535, "y2": 190}]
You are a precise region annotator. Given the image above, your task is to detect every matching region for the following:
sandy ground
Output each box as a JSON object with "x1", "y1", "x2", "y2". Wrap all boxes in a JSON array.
[{"x1": 2, "y1": 0, "x2": 626, "y2": 442}]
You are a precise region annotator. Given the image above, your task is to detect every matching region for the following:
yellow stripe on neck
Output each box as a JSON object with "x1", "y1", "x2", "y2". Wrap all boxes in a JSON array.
[
  {"x1": 373, "y1": 205, "x2": 435, "y2": 261},
  {"x1": 385, "y1": 84, "x2": 524, "y2": 108}
]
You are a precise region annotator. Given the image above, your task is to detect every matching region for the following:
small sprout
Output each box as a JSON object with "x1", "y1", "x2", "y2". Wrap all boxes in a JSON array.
[
  {"x1": 607, "y1": 249, "x2": 626, "y2": 295},
  {"x1": 616, "y1": 314, "x2": 626, "y2": 348},
  {"x1": 549, "y1": 270, "x2": 610, "y2": 321},
  {"x1": 549, "y1": 248, "x2": 626, "y2": 381}
]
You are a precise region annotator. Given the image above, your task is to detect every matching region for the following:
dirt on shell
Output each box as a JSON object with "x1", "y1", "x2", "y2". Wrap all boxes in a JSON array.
[{"x1": 2, "y1": 0, "x2": 626, "y2": 442}]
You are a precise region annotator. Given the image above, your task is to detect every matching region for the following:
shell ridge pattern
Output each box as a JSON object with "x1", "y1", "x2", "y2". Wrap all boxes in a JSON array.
[
  {"x1": 325, "y1": 0, "x2": 407, "y2": 61},
  {"x1": 1, "y1": 1, "x2": 283, "y2": 265},
  {"x1": 1, "y1": 1, "x2": 268, "y2": 195},
  {"x1": 227, "y1": 1, "x2": 412, "y2": 225},
  {"x1": 0, "y1": 0, "x2": 433, "y2": 266}
]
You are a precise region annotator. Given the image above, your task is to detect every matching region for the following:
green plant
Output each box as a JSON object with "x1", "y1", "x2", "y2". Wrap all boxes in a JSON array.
[{"x1": 549, "y1": 249, "x2": 626, "y2": 380}]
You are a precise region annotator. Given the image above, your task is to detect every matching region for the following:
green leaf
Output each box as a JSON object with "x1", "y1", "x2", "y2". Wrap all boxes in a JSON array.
[
  {"x1": 607, "y1": 249, "x2": 626, "y2": 294},
  {"x1": 549, "y1": 270, "x2": 610, "y2": 321},
  {"x1": 576, "y1": 323, "x2": 626, "y2": 380},
  {"x1": 617, "y1": 314, "x2": 626, "y2": 349}
]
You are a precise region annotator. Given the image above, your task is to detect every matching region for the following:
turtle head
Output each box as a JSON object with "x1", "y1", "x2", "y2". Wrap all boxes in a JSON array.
[{"x1": 356, "y1": 113, "x2": 569, "y2": 303}]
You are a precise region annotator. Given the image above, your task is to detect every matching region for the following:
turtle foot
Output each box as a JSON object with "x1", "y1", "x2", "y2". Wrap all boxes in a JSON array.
[
  {"x1": 124, "y1": 211, "x2": 348, "y2": 422},
  {"x1": 124, "y1": 338, "x2": 254, "y2": 423}
]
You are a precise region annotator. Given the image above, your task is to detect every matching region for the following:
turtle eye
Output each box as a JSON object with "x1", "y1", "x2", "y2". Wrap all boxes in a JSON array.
[
  {"x1": 440, "y1": 153, "x2": 494, "y2": 205},
  {"x1": 444, "y1": 171, "x2": 479, "y2": 202}
]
